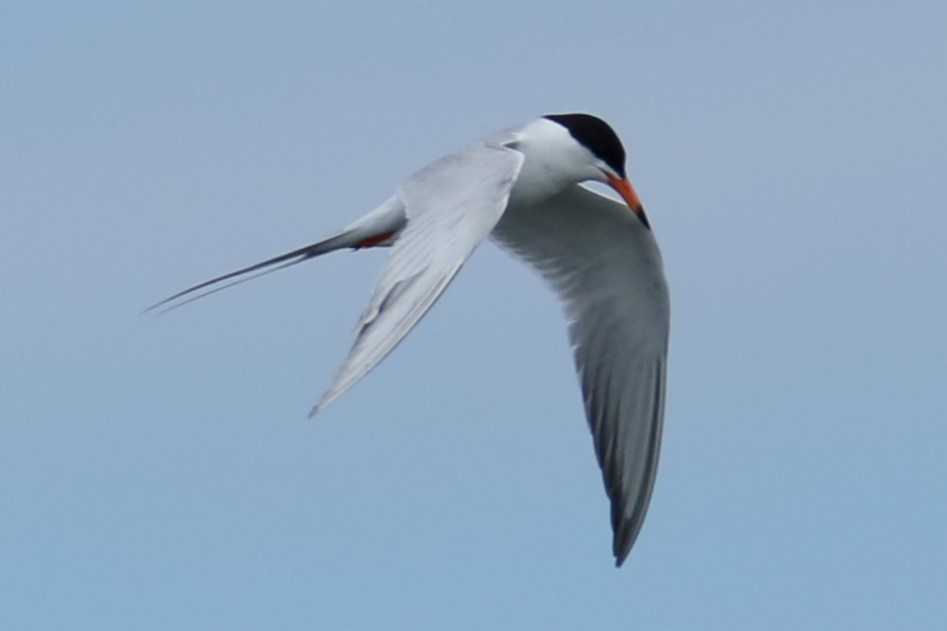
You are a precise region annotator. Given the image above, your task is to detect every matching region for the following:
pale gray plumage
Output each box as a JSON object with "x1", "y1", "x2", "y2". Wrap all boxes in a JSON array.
[
  {"x1": 149, "y1": 114, "x2": 670, "y2": 566},
  {"x1": 313, "y1": 145, "x2": 524, "y2": 413},
  {"x1": 492, "y1": 185, "x2": 668, "y2": 564}
]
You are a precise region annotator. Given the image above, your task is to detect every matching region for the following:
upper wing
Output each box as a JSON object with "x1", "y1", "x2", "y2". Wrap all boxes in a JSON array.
[
  {"x1": 491, "y1": 184, "x2": 670, "y2": 566},
  {"x1": 312, "y1": 144, "x2": 524, "y2": 414}
]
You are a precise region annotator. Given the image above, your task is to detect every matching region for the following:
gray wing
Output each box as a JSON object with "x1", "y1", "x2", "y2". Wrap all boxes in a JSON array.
[
  {"x1": 312, "y1": 144, "x2": 524, "y2": 414},
  {"x1": 491, "y1": 184, "x2": 670, "y2": 566}
]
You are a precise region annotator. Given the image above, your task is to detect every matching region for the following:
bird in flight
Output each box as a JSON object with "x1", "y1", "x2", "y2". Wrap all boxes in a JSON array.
[{"x1": 149, "y1": 113, "x2": 670, "y2": 566}]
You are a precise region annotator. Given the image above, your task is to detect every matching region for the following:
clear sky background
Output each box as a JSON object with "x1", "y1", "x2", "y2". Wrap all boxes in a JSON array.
[{"x1": 3, "y1": 1, "x2": 946, "y2": 629}]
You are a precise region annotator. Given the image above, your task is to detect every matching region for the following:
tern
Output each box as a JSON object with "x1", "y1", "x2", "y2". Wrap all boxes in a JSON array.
[{"x1": 150, "y1": 113, "x2": 670, "y2": 566}]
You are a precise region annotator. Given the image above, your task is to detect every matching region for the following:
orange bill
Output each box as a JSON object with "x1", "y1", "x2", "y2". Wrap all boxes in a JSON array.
[
  {"x1": 606, "y1": 173, "x2": 650, "y2": 229},
  {"x1": 606, "y1": 174, "x2": 644, "y2": 214}
]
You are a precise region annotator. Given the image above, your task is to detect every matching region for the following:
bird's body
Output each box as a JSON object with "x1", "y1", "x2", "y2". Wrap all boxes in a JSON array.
[{"x1": 152, "y1": 114, "x2": 670, "y2": 566}]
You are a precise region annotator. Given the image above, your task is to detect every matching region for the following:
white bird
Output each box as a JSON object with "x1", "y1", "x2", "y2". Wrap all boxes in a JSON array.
[{"x1": 150, "y1": 113, "x2": 670, "y2": 566}]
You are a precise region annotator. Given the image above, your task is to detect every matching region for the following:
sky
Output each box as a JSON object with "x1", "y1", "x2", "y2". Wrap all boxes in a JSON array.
[{"x1": 2, "y1": 1, "x2": 946, "y2": 628}]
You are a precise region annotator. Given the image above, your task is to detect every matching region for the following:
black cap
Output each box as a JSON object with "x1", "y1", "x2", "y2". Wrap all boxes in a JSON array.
[{"x1": 543, "y1": 113, "x2": 626, "y2": 178}]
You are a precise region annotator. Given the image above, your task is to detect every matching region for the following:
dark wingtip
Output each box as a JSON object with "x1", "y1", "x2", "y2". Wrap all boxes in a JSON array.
[{"x1": 614, "y1": 535, "x2": 631, "y2": 568}]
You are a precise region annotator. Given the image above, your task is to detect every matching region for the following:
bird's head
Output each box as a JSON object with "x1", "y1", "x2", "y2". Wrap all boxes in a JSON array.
[{"x1": 543, "y1": 113, "x2": 648, "y2": 226}]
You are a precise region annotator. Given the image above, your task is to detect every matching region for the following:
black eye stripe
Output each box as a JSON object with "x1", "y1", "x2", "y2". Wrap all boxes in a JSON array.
[{"x1": 544, "y1": 113, "x2": 626, "y2": 178}]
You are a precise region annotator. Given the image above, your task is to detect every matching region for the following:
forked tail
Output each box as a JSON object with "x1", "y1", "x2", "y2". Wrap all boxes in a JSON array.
[{"x1": 144, "y1": 198, "x2": 407, "y2": 314}]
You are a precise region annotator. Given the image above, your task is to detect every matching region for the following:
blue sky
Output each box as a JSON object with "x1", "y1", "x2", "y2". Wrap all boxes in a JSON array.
[{"x1": 2, "y1": 1, "x2": 946, "y2": 628}]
